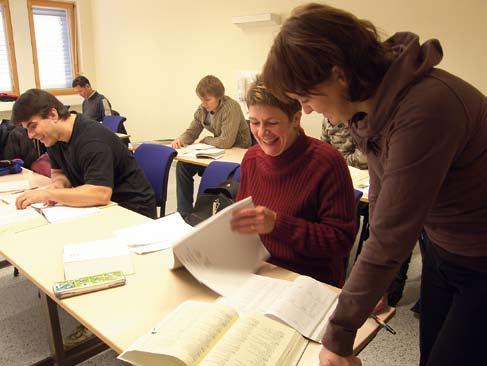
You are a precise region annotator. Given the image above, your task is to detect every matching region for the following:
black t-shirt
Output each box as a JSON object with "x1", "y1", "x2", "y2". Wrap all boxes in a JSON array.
[{"x1": 48, "y1": 114, "x2": 156, "y2": 218}]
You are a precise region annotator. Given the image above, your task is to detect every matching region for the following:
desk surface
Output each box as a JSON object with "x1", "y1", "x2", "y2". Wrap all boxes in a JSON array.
[{"x1": 0, "y1": 205, "x2": 391, "y2": 363}]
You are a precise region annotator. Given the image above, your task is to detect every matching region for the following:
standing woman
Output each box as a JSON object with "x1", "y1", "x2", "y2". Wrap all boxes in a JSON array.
[{"x1": 262, "y1": 3, "x2": 487, "y2": 366}]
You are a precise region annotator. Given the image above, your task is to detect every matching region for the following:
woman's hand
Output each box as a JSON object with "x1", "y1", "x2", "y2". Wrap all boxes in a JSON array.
[
  {"x1": 319, "y1": 347, "x2": 362, "y2": 366},
  {"x1": 230, "y1": 206, "x2": 277, "y2": 234},
  {"x1": 373, "y1": 295, "x2": 389, "y2": 314}
]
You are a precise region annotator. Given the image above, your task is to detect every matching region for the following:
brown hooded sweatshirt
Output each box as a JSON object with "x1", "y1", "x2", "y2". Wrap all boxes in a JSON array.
[{"x1": 323, "y1": 32, "x2": 487, "y2": 356}]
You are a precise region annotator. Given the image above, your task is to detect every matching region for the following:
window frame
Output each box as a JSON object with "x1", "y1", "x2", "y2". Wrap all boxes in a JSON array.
[
  {"x1": 0, "y1": 0, "x2": 19, "y2": 95},
  {"x1": 27, "y1": 0, "x2": 78, "y2": 95}
]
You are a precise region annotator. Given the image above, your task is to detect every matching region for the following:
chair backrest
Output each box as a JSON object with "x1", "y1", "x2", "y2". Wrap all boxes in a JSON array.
[
  {"x1": 134, "y1": 143, "x2": 177, "y2": 217},
  {"x1": 197, "y1": 161, "x2": 240, "y2": 196},
  {"x1": 102, "y1": 115, "x2": 127, "y2": 133}
]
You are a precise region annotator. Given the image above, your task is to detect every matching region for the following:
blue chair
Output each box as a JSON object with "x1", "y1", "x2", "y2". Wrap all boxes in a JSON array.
[
  {"x1": 197, "y1": 161, "x2": 240, "y2": 196},
  {"x1": 134, "y1": 143, "x2": 177, "y2": 218},
  {"x1": 102, "y1": 115, "x2": 127, "y2": 133}
]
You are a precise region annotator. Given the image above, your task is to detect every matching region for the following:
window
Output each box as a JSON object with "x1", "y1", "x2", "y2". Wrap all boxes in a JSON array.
[
  {"x1": 28, "y1": 0, "x2": 78, "y2": 94},
  {"x1": 0, "y1": 0, "x2": 19, "y2": 95}
]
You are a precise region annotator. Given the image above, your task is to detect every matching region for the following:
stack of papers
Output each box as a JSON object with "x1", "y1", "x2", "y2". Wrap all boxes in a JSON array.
[
  {"x1": 114, "y1": 213, "x2": 194, "y2": 254},
  {"x1": 63, "y1": 239, "x2": 134, "y2": 280}
]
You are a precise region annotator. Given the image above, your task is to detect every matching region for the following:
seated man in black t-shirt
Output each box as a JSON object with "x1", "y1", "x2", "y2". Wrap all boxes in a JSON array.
[{"x1": 11, "y1": 89, "x2": 156, "y2": 219}]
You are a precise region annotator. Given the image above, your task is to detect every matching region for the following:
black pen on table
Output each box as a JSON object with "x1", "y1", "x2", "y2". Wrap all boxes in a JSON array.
[{"x1": 371, "y1": 314, "x2": 396, "y2": 335}]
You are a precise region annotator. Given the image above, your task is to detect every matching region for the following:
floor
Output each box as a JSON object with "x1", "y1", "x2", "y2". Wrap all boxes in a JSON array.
[{"x1": 0, "y1": 166, "x2": 421, "y2": 365}]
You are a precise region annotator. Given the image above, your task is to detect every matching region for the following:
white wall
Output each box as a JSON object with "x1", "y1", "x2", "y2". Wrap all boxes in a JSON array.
[
  {"x1": 85, "y1": 0, "x2": 487, "y2": 141},
  {"x1": 1, "y1": 0, "x2": 94, "y2": 114}
]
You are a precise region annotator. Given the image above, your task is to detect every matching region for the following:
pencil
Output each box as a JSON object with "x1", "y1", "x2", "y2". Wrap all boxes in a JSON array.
[{"x1": 371, "y1": 314, "x2": 396, "y2": 335}]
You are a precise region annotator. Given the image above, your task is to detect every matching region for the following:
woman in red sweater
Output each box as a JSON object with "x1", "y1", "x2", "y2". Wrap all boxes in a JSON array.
[{"x1": 230, "y1": 79, "x2": 356, "y2": 287}]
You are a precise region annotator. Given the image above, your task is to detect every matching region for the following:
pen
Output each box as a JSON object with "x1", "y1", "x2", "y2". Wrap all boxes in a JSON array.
[{"x1": 371, "y1": 314, "x2": 396, "y2": 335}]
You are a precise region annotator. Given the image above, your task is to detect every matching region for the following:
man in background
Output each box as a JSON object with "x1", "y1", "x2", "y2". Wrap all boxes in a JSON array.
[
  {"x1": 72, "y1": 76, "x2": 112, "y2": 122},
  {"x1": 321, "y1": 117, "x2": 368, "y2": 170}
]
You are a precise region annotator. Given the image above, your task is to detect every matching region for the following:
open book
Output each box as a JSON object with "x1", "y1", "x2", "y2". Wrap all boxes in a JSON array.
[
  {"x1": 171, "y1": 197, "x2": 270, "y2": 296},
  {"x1": 219, "y1": 274, "x2": 338, "y2": 342},
  {"x1": 0, "y1": 205, "x2": 47, "y2": 234},
  {"x1": 119, "y1": 300, "x2": 307, "y2": 366},
  {"x1": 177, "y1": 144, "x2": 225, "y2": 160}
]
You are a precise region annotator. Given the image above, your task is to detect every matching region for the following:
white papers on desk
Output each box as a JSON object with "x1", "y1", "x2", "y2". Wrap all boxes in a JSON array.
[
  {"x1": 32, "y1": 204, "x2": 101, "y2": 223},
  {"x1": 63, "y1": 239, "x2": 134, "y2": 280},
  {"x1": 183, "y1": 143, "x2": 215, "y2": 151},
  {"x1": 114, "y1": 212, "x2": 194, "y2": 254},
  {"x1": 356, "y1": 178, "x2": 370, "y2": 196},
  {"x1": 0, "y1": 205, "x2": 47, "y2": 234},
  {"x1": 172, "y1": 197, "x2": 270, "y2": 297},
  {"x1": 0, "y1": 179, "x2": 31, "y2": 193},
  {"x1": 219, "y1": 274, "x2": 339, "y2": 342},
  {"x1": 0, "y1": 192, "x2": 22, "y2": 205}
]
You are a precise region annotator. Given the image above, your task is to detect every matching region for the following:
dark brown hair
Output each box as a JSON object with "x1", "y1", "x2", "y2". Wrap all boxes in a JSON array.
[
  {"x1": 262, "y1": 3, "x2": 392, "y2": 102},
  {"x1": 72, "y1": 75, "x2": 91, "y2": 88},
  {"x1": 246, "y1": 78, "x2": 301, "y2": 120},
  {"x1": 11, "y1": 89, "x2": 70, "y2": 124},
  {"x1": 195, "y1": 75, "x2": 225, "y2": 98}
]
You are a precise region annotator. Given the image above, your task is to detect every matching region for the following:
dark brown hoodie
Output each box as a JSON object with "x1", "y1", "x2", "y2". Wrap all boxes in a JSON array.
[{"x1": 323, "y1": 32, "x2": 487, "y2": 356}]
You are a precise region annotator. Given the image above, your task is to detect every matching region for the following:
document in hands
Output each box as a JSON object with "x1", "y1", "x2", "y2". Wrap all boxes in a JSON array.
[
  {"x1": 219, "y1": 274, "x2": 338, "y2": 342},
  {"x1": 118, "y1": 300, "x2": 307, "y2": 366},
  {"x1": 171, "y1": 197, "x2": 270, "y2": 296},
  {"x1": 63, "y1": 239, "x2": 134, "y2": 280},
  {"x1": 114, "y1": 213, "x2": 194, "y2": 254}
]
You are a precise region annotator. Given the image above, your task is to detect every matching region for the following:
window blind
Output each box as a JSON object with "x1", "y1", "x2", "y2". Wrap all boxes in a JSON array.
[
  {"x1": 33, "y1": 6, "x2": 73, "y2": 89},
  {"x1": 0, "y1": 5, "x2": 13, "y2": 92}
]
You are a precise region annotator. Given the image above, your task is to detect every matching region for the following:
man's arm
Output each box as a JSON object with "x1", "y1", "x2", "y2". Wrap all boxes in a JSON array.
[
  {"x1": 50, "y1": 169, "x2": 72, "y2": 189},
  {"x1": 178, "y1": 108, "x2": 205, "y2": 146},
  {"x1": 16, "y1": 184, "x2": 112, "y2": 209}
]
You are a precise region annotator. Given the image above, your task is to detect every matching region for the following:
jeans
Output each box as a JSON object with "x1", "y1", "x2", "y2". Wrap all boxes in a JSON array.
[
  {"x1": 419, "y1": 241, "x2": 487, "y2": 365},
  {"x1": 176, "y1": 161, "x2": 205, "y2": 217}
]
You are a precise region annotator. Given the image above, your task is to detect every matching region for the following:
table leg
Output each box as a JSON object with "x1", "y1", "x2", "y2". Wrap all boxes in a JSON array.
[{"x1": 30, "y1": 293, "x2": 108, "y2": 366}]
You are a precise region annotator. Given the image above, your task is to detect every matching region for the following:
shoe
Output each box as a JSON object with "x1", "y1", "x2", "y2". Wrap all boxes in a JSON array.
[{"x1": 64, "y1": 324, "x2": 93, "y2": 349}]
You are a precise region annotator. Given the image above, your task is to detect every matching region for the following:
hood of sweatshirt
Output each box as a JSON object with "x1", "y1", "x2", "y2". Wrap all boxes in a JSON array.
[{"x1": 350, "y1": 32, "x2": 443, "y2": 152}]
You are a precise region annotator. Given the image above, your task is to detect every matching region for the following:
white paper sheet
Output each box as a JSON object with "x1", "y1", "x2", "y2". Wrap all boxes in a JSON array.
[
  {"x1": 114, "y1": 212, "x2": 193, "y2": 253},
  {"x1": 0, "y1": 179, "x2": 31, "y2": 193},
  {"x1": 63, "y1": 239, "x2": 134, "y2": 280}
]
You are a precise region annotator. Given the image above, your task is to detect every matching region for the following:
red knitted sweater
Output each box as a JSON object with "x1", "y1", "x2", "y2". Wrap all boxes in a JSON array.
[{"x1": 237, "y1": 134, "x2": 356, "y2": 287}]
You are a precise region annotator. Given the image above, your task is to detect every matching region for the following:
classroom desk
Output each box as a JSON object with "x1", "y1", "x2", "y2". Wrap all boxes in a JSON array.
[
  {"x1": 174, "y1": 147, "x2": 370, "y2": 202},
  {"x1": 174, "y1": 147, "x2": 248, "y2": 166},
  {"x1": 0, "y1": 204, "x2": 393, "y2": 365}
]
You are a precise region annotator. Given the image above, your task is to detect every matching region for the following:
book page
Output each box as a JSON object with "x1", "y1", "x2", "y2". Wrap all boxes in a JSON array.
[
  {"x1": 218, "y1": 274, "x2": 290, "y2": 313},
  {"x1": 266, "y1": 276, "x2": 338, "y2": 342},
  {"x1": 31, "y1": 204, "x2": 101, "y2": 223},
  {"x1": 119, "y1": 301, "x2": 238, "y2": 366},
  {"x1": 0, "y1": 205, "x2": 47, "y2": 234},
  {"x1": 199, "y1": 313, "x2": 307, "y2": 366},
  {"x1": 173, "y1": 197, "x2": 270, "y2": 296}
]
